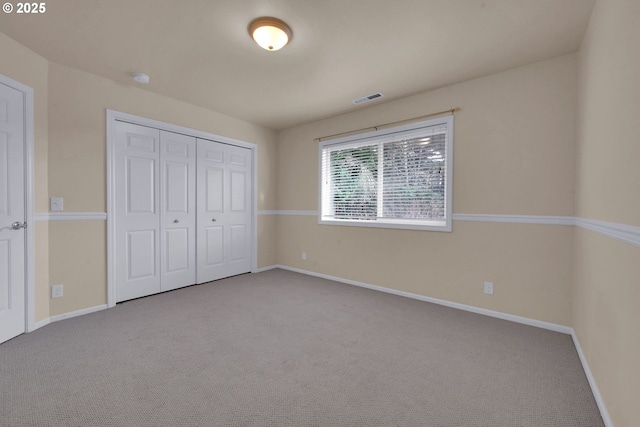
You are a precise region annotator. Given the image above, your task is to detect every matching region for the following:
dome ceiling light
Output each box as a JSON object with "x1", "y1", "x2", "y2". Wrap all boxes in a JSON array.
[
  {"x1": 248, "y1": 17, "x2": 292, "y2": 51},
  {"x1": 132, "y1": 72, "x2": 150, "y2": 84}
]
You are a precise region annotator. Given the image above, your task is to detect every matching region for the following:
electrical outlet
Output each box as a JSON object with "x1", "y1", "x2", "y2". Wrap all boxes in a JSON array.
[
  {"x1": 301, "y1": 252, "x2": 307, "y2": 261},
  {"x1": 484, "y1": 282, "x2": 494, "y2": 295},
  {"x1": 52, "y1": 284, "x2": 63, "y2": 299}
]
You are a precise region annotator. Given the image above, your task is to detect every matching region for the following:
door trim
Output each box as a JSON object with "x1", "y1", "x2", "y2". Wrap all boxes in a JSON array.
[
  {"x1": 0, "y1": 73, "x2": 35, "y2": 333},
  {"x1": 106, "y1": 110, "x2": 258, "y2": 308}
]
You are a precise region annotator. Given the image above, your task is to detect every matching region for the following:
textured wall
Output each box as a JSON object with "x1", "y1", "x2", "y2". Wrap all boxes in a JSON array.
[
  {"x1": 46, "y1": 62, "x2": 277, "y2": 315},
  {"x1": 574, "y1": 1, "x2": 640, "y2": 425},
  {"x1": 275, "y1": 55, "x2": 578, "y2": 326}
]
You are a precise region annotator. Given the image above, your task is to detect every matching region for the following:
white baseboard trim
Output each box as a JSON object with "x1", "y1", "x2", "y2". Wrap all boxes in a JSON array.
[
  {"x1": 35, "y1": 212, "x2": 108, "y2": 221},
  {"x1": 28, "y1": 304, "x2": 109, "y2": 333},
  {"x1": 571, "y1": 330, "x2": 614, "y2": 427},
  {"x1": 49, "y1": 304, "x2": 108, "y2": 324},
  {"x1": 271, "y1": 264, "x2": 571, "y2": 334},
  {"x1": 32, "y1": 317, "x2": 50, "y2": 331},
  {"x1": 260, "y1": 265, "x2": 611, "y2": 425},
  {"x1": 253, "y1": 265, "x2": 279, "y2": 273},
  {"x1": 26, "y1": 267, "x2": 612, "y2": 425}
]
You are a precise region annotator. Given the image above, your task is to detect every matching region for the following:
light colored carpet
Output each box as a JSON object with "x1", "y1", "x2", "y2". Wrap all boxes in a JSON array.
[{"x1": 1, "y1": 269, "x2": 604, "y2": 427}]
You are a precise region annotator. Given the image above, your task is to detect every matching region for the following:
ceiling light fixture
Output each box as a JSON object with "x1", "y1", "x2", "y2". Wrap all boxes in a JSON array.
[
  {"x1": 132, "y1": 72, "x2": 150, "y2": 84},
  {"x1": 248, "y1": 17, "x2": 292, "y2": 51}
]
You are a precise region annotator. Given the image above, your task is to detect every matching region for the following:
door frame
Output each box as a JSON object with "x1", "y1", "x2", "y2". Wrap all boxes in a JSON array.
[
  {"x1": 106, "y1": 110, "x2": 258, "y2": 308},
  {"x1": 0, "y1": 73, "x2": 36, "y2": 333}
]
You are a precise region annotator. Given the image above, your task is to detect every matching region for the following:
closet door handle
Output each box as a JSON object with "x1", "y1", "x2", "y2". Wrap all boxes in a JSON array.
[
  {"x1": 11, "y1": 221, "x2": 27, "y2": 230},
  {"x1": 173, "y1": 219, "x2": 179, "y2": 223},
  {"x1": 211, "y1": 218, "x2": 216, "y2": 222}
]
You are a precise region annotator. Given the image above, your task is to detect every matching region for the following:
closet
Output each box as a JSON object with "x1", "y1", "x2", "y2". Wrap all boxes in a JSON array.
[
  {"x1": 113, "y1": 120, "x2": 252, "y2": 302},
  {"x1": 196, "y1": 138, "x2": 252, "y2": 283}
]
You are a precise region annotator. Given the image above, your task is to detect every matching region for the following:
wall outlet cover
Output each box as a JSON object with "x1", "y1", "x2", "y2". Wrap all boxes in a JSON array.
[
  {"x1": 484, "y1": 282, "x2": 494, "y2": 295},
  {"x1": 52, "y1": 284, "x2": 63, "y2": 298}
]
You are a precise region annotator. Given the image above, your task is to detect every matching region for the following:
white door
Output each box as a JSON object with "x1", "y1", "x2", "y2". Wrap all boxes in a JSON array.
[
  {"x1": 197, "y1": 139, "x2": 252, "y2": 283},
  {"x1": 114, "y1": 122, "x2": 161, "y2": 302},
  {"x1": 0, "y1": 82, "x2": 26, "y2": 344},
  {"x1": 159, "y1": 130, "x2": 196, "y2": 292}
]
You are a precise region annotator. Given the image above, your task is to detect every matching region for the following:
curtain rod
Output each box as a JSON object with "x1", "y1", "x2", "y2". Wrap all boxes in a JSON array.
[{"x1": 313, "y1": 107, "x2": 460, "y2": 142}]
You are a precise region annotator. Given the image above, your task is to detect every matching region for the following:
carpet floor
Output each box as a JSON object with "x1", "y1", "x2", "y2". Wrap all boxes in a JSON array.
[{"x1": 1, "y1": 269, "x2": 604, "y2": 426}]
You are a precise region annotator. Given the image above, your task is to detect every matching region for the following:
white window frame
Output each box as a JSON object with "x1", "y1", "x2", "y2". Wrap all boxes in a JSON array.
[{"x1": 318, "y1": 115, "x2": 453, "y2": 232}]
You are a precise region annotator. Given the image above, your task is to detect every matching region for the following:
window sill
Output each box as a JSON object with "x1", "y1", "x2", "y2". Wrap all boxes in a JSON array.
[{"x1": 318, "y1": 217, "x2": 451, "y2": 232}]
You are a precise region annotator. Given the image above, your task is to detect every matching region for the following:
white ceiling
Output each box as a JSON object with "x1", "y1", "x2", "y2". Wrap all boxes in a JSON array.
[{"x1": 0, "y1": 0, "x2": 595, "y2": 130}]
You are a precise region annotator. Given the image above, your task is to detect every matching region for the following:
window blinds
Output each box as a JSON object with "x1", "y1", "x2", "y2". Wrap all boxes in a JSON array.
[{"x1": 320, "y1": 119, "x2": 451, "y2": 229}]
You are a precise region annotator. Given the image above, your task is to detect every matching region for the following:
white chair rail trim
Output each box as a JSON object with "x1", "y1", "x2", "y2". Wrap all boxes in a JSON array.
[
  {"x1": 575, "y1": 217, "x2": 640, "y2": 248},
  {"x1": 257, "y1": 211, "x2": 640, "y2": 248},
  {"x1": 452, "y1": 213, "x2": 574, "y2": 225},
  {"x1": 32, "y1": 211, "x2": 640, "y2": 247},
  {"x1": 35, "y1": 212, "x2": 108, "y2": 221},
  {"x1": 258, "y1": 210, "x2": 318, "y2": 216}
]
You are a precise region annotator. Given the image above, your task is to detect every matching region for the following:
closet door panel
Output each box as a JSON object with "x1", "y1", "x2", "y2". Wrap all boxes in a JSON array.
[
  {"x1": 165, "y1": 228, "x2": 189, "y2": 272},
  {"x1": 115, "y1": 122, "x2": 161, "y2": 302},
  {"x1": 197, "y1": 140, "x2": 226, "y2": 283},
  {"x1": 160, "y1": 131, "x2": 196, "y2": 292},
  {"x1": 206, "y1": 167, "x2": 224, "y2": 212},
  {"x1": 225, "y1": 144, "x2": 252, "y2": 276},
  {"x1": 127, "y1": 230, "x2": 157, "y2": 279},
  {"x1": 165, "y1": 162, "x2": 188, "y2": 212},
  {"x1": 230, "y1": 171, "x2": 246, "y2": 211},
  {"x1": 127, "y1": 157, "x2": 156, "y2": 213},
  {"x1": 197, "y1": 139, "x2": 252, "y2": 283},
  {"x1": 206, "y1": 226, "x2": 224, "y2": 266},
  {"x1": 229, "y1": 225, "x2": 246, "y2": 261}
]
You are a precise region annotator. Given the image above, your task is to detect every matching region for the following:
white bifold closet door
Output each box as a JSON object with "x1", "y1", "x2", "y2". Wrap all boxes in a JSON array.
[
  {"x1": 159, "y1": 131, "x2": 196, "y2": 291},
  {"x1": 196, "y1": 139, "x2": 252, "y2": 283},
  {"x1": 114, "y1": 122, "x2": 196, "y2": 302}
]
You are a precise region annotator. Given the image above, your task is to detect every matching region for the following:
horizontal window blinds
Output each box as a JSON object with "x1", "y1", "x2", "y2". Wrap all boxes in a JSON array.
[
  {"x1": 383, "y1": 132, "x2": 446, "y2": 220},
  {"x1": 320, "y1": 118, "x2": 452, "y2": 230}
]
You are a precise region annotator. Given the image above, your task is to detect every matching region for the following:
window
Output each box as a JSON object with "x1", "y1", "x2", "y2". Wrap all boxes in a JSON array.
[{"x1": 319, "y1": 116, "x2": 453, "y2": 231}]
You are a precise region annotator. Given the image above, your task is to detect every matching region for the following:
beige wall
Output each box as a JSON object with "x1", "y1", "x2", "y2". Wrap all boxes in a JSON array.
[
  {"x1": 46, "y1": 62, "x2": 277, "y2": 315},
  {"x1": 573, "y1": 230, "x2": 639, "y2": 426},
  {"x1": 276, "y1": 55, "x2": 577, "y2": 325},
  {"x1": 34, "y1": 222, "x2": 49, "y2": 322},
  {"x1": 2, "y1": 31, "x2": 280, "y2": 321},
  {"x1": 278, "y1": 55, "x2": 577, "y2": 216},
  {"x1": 47, "y1": 62, "x2": 277, "y2": 213},
  {"x1": 0, "y1": 33, "x2": 50, "y2": 322},
  {"x1": 575, "y1": 0, "x2": 640, "y2": 227},
  {"x1": 278, "y1": 217, "x2": 574, "y2": 325},
  {"x1": 4, "y1": 5, "x2": 638, "y2": 423},
  {"x1": 574, "y1": 1, "x2": 640, "y2": 425},
  {"x1": 49, "y1": 221, "x2": 106, "y2": 315}
]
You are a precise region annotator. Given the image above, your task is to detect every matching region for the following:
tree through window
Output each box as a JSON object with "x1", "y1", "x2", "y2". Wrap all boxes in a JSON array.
[{"x1": 320, "y1": 116, "x2": 453, "y2": 231}]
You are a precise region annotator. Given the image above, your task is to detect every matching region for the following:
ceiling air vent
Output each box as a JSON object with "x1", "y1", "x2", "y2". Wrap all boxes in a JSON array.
[{"x1": 352, "y1": 92, "x2": 384, "y2": 105}]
